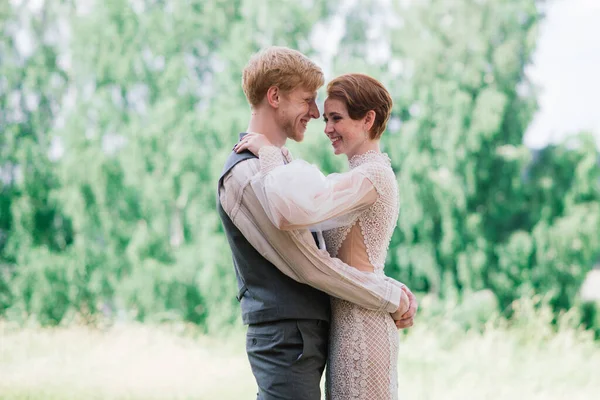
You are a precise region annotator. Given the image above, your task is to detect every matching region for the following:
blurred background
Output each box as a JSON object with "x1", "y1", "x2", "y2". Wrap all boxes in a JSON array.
[{"x1": 1, "y1": 0, "x2": 600, "y2": 399}]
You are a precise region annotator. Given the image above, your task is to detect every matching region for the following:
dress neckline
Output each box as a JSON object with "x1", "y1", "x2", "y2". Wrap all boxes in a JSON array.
[{"x1": 348, "y1": 150, "x2": 391, "y2": 169}]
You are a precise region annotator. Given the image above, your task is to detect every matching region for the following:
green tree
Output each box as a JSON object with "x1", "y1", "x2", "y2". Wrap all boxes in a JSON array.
[
  {"x1": 2, "y1": 0, "x2": 599, "y2": 331},
  {"x1": 0, "y1": 1, "x2": 72, "y2": 322},
  {"x1": 333, "y1": 0, "x2": 600, "y2": 313},
  {"x1": 3, "y1": 0, "x2": 333, "y2": 329}
]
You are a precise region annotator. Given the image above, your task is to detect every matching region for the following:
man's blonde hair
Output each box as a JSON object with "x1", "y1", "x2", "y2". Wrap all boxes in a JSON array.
[{"x1": 242, "y1": 46, "x2": 324, "y2": 106}]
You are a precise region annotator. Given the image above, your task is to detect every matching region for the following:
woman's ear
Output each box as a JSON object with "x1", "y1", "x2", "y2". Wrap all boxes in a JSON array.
[{"x1": 364, "y1": 110, "x2": 376, "y2": 133}]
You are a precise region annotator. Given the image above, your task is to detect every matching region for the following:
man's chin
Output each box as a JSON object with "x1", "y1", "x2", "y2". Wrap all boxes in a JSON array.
[{"x1": 289, "y1": 131, "x2": 305, "y2": 142}]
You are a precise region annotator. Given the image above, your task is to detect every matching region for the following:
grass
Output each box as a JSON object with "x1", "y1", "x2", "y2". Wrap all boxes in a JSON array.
[{"x1": 1, "y1": 302, "x2": 599, "y2": 399}]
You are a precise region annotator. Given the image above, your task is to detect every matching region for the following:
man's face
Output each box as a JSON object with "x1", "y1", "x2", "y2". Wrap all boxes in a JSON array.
[{"x1": 276, "y1": 86, "x2": 320, "y2": 142}]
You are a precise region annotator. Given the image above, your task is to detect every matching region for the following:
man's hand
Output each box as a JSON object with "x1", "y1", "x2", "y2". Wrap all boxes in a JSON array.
[
  {"x1": 391, "y1": 290, "x2": 409, "y2": 320},
  {"x1": 392, "y1": 286, "x2": 418, "y2": 329},
  {"x1": 234, "y1": 132, "x2": 273, "y2": 156}
]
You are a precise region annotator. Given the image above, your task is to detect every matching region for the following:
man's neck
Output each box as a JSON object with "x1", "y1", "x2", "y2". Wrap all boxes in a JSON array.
[{"x1": 246, "y1": 109, "x2": 286, "y2": 148}]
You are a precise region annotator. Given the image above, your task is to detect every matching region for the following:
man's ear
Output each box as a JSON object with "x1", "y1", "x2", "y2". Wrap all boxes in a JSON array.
[
  {"x1": 266, "y1": 86, "x2": 281, "y2": 108},
  {"x1": 364, "y1": 110, "x2": 376, "y2": 132}
]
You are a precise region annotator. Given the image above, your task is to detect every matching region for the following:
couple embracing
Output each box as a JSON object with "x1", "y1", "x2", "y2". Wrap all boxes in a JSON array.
[{"x1": 217, "y1": 46, "x2": 418, "y2": 400}]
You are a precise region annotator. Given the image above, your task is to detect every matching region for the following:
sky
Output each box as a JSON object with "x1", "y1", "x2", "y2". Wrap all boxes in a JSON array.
[{"x1": 524, "y1": 0, "x2": 600, "y2": 148}]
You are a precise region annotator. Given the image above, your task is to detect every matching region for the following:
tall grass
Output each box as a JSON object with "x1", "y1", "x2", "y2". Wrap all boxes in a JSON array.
[{"x1": 1, "y1": 297, "x2": 599, "y2": 399}]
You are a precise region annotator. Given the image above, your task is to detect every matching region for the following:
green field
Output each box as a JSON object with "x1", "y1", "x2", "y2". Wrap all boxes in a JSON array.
[{"x1": 2, "y1": 311, "x2": 598, "y2": 400}]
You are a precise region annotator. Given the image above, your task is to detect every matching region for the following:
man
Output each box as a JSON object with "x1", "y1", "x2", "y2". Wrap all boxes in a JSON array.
[{"x1": 217, "y1": 46, "x2": 417, "y2": 400}]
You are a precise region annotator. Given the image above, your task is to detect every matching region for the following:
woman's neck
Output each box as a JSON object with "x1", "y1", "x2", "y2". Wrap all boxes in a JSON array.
[{"x1": 346, "y1": 140, "x2": 381, "y2": 161}]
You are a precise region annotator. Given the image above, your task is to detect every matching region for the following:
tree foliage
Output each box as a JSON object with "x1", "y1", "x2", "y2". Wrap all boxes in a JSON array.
[{"x1": 0, "y1": 0, "x2": 598, "y2": 330}]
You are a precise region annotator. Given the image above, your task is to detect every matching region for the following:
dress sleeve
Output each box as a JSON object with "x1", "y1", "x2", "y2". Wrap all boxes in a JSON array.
[{"x1": 251, "y1": 153, "x2": 377, "y2": 230}]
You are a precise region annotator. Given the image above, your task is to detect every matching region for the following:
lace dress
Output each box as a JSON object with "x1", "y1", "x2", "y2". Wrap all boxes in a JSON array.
[
  {"x1": 251, "y1": 147, "x2": 401, "y2": 400},
  {"x1": 323, "y1": 151, "x2": 399, "y2": 400}
]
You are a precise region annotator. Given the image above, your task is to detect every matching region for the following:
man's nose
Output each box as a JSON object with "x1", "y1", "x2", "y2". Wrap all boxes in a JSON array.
[{"x1": 310, "y1": 102, "x2": 320, "y2": 119}]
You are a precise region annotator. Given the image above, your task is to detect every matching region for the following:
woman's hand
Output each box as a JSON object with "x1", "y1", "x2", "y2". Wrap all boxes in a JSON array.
[{"x1": 234, "y1": 132, "x2": 274, "y2": 156}]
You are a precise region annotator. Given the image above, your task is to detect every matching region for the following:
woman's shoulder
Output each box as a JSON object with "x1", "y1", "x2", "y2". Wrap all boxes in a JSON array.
[{"x1": 355, "y1": 158, "x2": 396, "y2": 181}]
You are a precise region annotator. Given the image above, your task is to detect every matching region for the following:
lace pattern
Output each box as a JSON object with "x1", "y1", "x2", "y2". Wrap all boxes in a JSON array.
[
  {"x1": 326, "y1": 151, "x2": 400, "y2": 400},
  {"x1": 325, "y1": 151, "x2": 399, "y2": 271},
  {"x1": 327, "y1": 298, "x2": 399, "y2": 400},
  {"x1": 258, "y1": 146, "x2": 285, "y2": 174}
]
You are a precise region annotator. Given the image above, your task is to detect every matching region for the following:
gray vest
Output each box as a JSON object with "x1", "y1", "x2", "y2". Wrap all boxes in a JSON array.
[{"x1": 216, "y1": 137, "x2": 330, "y2": 325}]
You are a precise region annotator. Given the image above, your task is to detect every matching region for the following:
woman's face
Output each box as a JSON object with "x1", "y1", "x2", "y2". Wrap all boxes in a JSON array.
[{"x1": 323, "y1": 97, "x2": 369, "y2": 158}]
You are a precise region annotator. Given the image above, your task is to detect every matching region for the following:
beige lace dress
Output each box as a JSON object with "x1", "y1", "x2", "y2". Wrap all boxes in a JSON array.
[{"x1": 252, "y1": 147, "x2": 401, "y2": 400}]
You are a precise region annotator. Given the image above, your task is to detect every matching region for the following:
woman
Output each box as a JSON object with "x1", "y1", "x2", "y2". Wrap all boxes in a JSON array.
[{"x1": 235, "y1": 73, "x2": 403, "y2": 399}]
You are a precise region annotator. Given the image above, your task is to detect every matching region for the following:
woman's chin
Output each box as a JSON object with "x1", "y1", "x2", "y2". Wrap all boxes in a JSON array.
[{"x1": 331, "y1": 143, "x2": 343, "y2": 155}]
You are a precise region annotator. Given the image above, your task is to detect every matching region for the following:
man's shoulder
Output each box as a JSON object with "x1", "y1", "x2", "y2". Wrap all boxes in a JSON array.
[
  {"x1": 228, "y1": 152, "x2": 259, "y2": 172},
  {"x1": 223, "y1": 150, "x2": 257, "y2": 170},
  {"x1": 221, "y1": 151, "x2": 260, "y2": 183}
]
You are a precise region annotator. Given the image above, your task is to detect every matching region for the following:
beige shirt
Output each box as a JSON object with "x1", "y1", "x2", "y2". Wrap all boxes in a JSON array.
[{"x1": 218, "y1": 151, "x2": 402, "y2": 314}]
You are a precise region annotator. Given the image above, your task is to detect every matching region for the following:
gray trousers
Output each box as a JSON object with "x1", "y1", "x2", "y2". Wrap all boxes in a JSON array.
[{"x1": 246, "y1": 319, "x2": 329, "y2": 400}]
